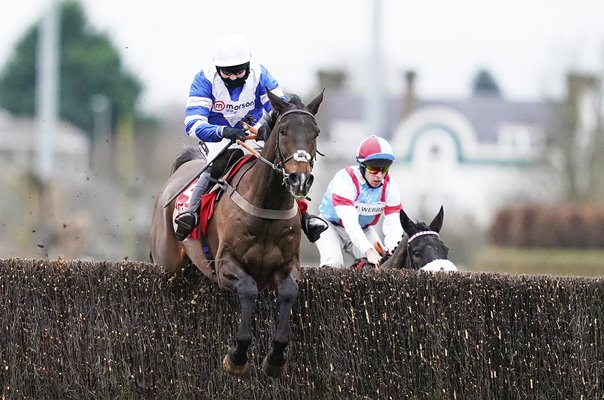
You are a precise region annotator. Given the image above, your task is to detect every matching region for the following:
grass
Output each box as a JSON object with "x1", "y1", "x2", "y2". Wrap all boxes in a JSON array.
[{"x1": 469, "y1": 246, "x2": 604, "y2": 277}]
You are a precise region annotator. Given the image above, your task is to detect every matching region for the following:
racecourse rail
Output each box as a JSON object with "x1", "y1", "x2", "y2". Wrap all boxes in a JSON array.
[{"x1": 0, "y1": 258, "x2": 602, "y2": 399}]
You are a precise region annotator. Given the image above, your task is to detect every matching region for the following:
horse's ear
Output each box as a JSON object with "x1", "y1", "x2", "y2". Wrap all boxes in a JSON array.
[
  {"x1": 399, "y1": 209, "x2": 416, "y2": 235},
  {"x1": 266, "y1": 87, "x2": 289, "y2": 114},
  {"x1": 306, "y1": 88, "x2": 324, "y2": 115},
  {"x1": 429, "y1": 206, "x2": 444, "y2": 233}
]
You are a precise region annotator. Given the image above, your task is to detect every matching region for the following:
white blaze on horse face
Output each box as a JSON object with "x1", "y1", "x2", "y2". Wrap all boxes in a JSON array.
[
  {"x1": 293, "y1": 150, "x2": 311, "y2": 163},
  {"x1": 285, "y1": 149, "x2": 313, "y2": 175}
]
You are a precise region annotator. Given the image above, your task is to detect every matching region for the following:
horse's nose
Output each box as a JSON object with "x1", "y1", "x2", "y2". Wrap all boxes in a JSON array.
[
  {"x1": 305, "y1": 174, "x2": 314, "y2": 191},
  {"x1": 288, "y1": 172, "x2": 314, "y2": 196}
]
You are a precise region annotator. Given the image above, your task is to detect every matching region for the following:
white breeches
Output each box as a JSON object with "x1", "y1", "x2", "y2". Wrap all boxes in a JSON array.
[{"x1": 314, "y1": 221, "x2": 382, "y2": 268}]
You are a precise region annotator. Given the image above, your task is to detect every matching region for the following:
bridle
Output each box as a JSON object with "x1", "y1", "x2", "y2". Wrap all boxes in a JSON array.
[
  {"x1": 251, "y1": 109, "x2": 317, "y2": 185},
  {"x1": 225, "y1": 108, "x2": 318, "y2": 218},
  {"x1": 406, "y1": 230, "x2": 440, "y2": 269},
  {"x1": 408, "y1": 230, "x2": 439, "y2": 243}
]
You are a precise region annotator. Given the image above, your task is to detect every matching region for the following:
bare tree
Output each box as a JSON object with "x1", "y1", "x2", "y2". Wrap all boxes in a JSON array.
[{"x1": 548, "y1": 72, "x2": 604, "y2": 201}]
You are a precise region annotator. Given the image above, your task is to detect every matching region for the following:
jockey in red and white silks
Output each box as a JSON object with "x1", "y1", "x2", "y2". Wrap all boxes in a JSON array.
[{"x1": 315, "y1": 136, "x2": 404, "y2": 267}]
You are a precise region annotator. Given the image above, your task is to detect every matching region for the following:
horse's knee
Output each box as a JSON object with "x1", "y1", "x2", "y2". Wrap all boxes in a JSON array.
[
  {"x1": 278, "y1": 277, "x2": 299, "y2": 304},
  {"x1": 235, "y1": 275, "x2": 258, "y2": 302}
]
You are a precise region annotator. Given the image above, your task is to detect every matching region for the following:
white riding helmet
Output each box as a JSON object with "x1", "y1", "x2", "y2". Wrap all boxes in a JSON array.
[{"x1": 213, "y1": 34, "x2": 252, "y2": 67}]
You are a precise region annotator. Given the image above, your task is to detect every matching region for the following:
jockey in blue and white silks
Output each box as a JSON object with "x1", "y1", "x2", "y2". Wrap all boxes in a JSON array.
[
  {"x1": 185, "y1": 48, "x2": 285, "y2": 157},
  {"x1": 316, "y1": 136, "x2": 404, "y2": 268},
  {"x1": 174, "y1": 33, "x2": 327, "y2": 244},
  {"x1": 184, "y1": 61, "x2": 284, "y2": 156}
]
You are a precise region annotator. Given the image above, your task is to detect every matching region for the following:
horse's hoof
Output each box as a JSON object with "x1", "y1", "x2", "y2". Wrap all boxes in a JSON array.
[
  {"x1": 223, "y1": 353, "x2": 248, "y2": 376},
  {"x1": 262, "y1": 356, "x2": 287, "y2": 378}
]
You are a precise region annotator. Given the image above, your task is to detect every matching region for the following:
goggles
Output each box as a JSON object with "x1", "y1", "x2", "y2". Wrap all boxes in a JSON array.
[
  {"x1": 364, "y1": 164, "x2": 389, "y2": 175},
  {"x1": 219, "y1": 68, "x2": 246, "y2": 79}
]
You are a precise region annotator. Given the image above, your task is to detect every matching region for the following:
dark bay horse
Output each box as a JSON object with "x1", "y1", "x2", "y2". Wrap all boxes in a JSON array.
[
  {"x1": 381, "y1": 206, "x2": 457, "y2": 271},
  {"x1": 150, "y1": 90, "x2": 323, "y2": 377}
]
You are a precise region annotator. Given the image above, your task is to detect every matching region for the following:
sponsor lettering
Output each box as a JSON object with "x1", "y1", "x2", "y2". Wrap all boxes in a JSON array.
[
  {"x1": 356, "y1": 203, "x2": 385, "y2": 216},
  {"x1": 224, "y1": 100, "x2": 255, "y2": 112},
  {"x1": 214, "y1": 99, "x2": 255, "y2": 113}
]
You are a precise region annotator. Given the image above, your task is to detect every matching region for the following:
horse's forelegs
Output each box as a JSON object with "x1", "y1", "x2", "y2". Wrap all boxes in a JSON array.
[
  {"x1": 262, "y1": 274, "x2": 298, "y2": 378},
  {"x1": 223, "y1": 274, "x2": 257, "y2": 376}
]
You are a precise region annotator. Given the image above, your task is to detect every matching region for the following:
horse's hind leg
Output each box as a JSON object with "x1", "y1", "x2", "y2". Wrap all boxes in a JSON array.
[
  {"x1": 223, "y1": 274, "x2": 257, "y2": 376},
  {"x1": 262, "y1": 273, "x2": 299, "y2": 378}
]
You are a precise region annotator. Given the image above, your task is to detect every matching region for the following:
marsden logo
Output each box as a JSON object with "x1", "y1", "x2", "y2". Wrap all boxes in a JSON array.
[{"x1": 214, "y1": 100, "x2": 226, "y2": 112}]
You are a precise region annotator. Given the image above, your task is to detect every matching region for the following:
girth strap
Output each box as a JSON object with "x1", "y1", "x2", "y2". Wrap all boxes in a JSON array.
[{"x1": 223, "y1": 182, "x2": 298, "y2": 219}]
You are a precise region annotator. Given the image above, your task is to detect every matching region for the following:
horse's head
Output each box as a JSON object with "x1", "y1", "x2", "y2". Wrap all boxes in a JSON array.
[
  {"x1": 400, "y1": 206, "x2": 450, "y2": 269},
  {"x1": 264, "y1": 89, "x2": 323, "y2": 199}
]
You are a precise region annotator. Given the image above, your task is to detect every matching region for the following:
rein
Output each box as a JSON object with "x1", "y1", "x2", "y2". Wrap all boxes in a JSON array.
[{"x1": 225, "y1": 108, "x2": 316, "y2": 219}]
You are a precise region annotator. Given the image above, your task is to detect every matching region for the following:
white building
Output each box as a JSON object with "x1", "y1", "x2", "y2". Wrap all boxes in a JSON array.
[
  {"x1": 0, "y1": 110, "x2": 90, "y2": 184},
  {"x1": 313, "y1": 71, "x2": 564, "y2": 229},
  {"x1": 389, "y1": 98, "x2": 562, "y2": 228}
]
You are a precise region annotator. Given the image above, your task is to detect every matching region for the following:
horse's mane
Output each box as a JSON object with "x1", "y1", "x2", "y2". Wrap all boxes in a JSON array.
[
  {"x1": 285, "y1": 93, "x2": 304, "y2": 108},
  {"x1": 414, "y1": 221, "x2": 431, "y2": 231},
  {"x1": 170, "y1": 147, "x2": 203, "y2": 174},
  {"x1": 264, "y1": 93, "x2": 305, "y2": 134}
]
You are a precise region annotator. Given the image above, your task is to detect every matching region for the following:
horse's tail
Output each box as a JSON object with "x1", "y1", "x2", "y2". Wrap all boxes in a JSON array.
[{"x1": 170, "y1": 146, "x2": 204, "y2": 174}]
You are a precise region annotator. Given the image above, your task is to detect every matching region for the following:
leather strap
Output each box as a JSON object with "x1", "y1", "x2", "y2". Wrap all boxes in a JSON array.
[{"x1": 224, "y1": 182, "x2": 298, "y2": 220}]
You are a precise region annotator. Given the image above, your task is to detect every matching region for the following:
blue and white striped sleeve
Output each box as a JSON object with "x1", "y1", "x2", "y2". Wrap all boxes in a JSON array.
[
  {"x1": 257, "y1": 65, "x2": 285, "y2": 113},
  {"x1": 184, "y1": 71, "x2": 223, "y2": 142}
]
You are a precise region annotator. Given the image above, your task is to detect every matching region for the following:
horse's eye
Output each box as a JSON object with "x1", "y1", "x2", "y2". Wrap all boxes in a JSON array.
[
  {"x1": 278, "y1": 128, "x2": 285, "y2": 135},
  {"x1": 412, "y1": 250, "x2": 421, "y2": 258}
]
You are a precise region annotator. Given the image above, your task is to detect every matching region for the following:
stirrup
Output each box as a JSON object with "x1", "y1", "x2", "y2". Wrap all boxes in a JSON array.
[{"x1": 174, "y1": 211, "x2": 198, "y2": 241}]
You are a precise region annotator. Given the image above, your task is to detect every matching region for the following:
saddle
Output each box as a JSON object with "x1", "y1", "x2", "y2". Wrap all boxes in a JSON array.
[{"x1": 175, "y1": 155, "x2": 255, "y2": 240}]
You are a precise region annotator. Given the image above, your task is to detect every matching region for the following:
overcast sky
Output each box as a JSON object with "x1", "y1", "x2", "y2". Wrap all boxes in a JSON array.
[{"x1": 2, "y1": 0, "x2": 604, "y2": 112}]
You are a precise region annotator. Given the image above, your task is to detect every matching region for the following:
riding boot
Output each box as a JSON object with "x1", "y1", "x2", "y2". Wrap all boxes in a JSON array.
[
  {"x1": 296, "y1": 199, "x2": 328, "y2": 243},
  {"x1": 174, "y1": 169, "x2": 212, "y2": 241},
  {"x1": 301, "y1": 213, "x2": 329, "y2": 243}
]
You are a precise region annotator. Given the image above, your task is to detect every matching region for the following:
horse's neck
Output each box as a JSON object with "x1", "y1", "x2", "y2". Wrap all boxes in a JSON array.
[
  {"x1": 240, "y1": 154, "x2": 293, "y2": 210},
  {"x1": 383, "y1": 234, "x2": 412, "y2": 269},
  {"x1": 385, "y1": 244, "x2": 408, "y2": 269}
]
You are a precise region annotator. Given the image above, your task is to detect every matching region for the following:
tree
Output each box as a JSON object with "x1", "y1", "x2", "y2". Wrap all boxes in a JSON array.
[
  {"x1": 0, "y1": 1, "x2": 143, "y2": 137},
  {"x1": 552, "y1": 73, "x2": 604, "y2": 200},
  {"x1": 472, "y1": 68, "x2": 502, "y2": 97}
]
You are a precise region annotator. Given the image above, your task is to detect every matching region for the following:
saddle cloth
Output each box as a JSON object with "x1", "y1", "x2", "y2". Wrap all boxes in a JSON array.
[{"x1": 174, "y1": 155, "x2": 254, "y2": 240}]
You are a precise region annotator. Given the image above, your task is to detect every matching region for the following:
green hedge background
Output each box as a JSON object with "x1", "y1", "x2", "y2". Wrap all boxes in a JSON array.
[{"x1": 489, "y1": 203, "x2": 604, "y2": 248}]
